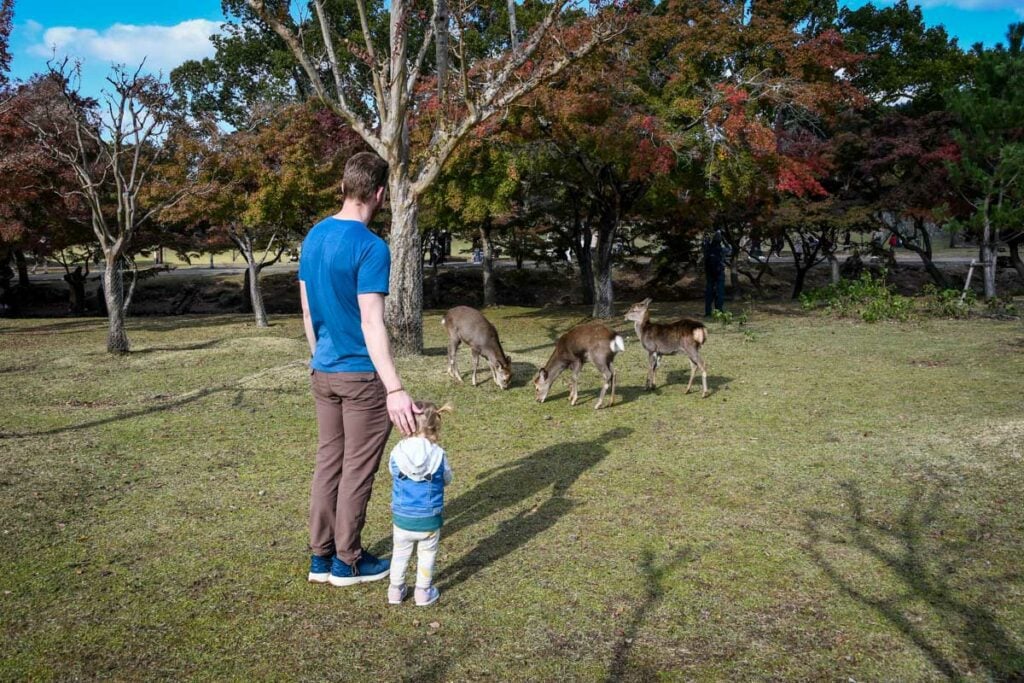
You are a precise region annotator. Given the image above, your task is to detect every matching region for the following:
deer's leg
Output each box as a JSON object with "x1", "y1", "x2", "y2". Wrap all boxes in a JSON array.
[
  {"x1": 648, "y1": 352, "x2": 662, "y2": 390},
  {"x1": 447, "y1": 338, "x2": 463, "y2": 383},
  {"x1": 569, "y1": 361, "x2": 582, "y2": 405},
  {"x1": 471, "y1": 350, "x2": 481, "y2": 386},
  {"x1": 685, "y1": 348, "x2": 708, "y2": 397},
  {"x1": 684, "y1": 358, "x2": 697, "y2": 394},
  {"x1": 595, "y1": 362, "x2": 615, "y2": 409}
]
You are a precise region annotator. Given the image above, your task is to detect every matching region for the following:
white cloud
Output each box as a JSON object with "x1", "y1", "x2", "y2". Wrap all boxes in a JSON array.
[{"x1": 28, "y1": 19, "x2": 220, "y2": 73}]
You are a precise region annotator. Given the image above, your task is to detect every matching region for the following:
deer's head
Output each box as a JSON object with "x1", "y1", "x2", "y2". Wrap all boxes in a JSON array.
[
  {"x1": 532, "y1": 368, "x2": 552, "y2": 402},
  {"x1": 625, "y1": 298, "x2": 653, "y2": 324},
  {"x1": 495, "y1": 354, "x2": 512, "y2": 390}
]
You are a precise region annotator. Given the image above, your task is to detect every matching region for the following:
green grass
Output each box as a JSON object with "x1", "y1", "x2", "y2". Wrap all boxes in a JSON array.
[{"x1": 1, "y1": 305, "x2": 1023, "y2": 680}]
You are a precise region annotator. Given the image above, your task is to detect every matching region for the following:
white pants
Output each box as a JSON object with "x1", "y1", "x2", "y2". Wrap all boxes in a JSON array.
[{"x1": 390, "y1": 525, "x2": 441, "y2": 589}]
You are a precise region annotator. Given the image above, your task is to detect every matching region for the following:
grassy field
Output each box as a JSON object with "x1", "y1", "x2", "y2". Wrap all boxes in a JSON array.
[{"x1": 1, "y1": 305, "x2": 1022, "y2": 681}]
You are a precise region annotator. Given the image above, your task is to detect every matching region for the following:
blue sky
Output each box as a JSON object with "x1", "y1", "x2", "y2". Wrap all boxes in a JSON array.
[{"x1": 6, "y1": 0, "x2": 1023, "y2": 98}]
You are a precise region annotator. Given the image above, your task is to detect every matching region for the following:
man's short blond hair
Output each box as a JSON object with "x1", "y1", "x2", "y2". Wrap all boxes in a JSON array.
[{"x1": 343, "y1": 152, "x2": 389, "y2": 203}]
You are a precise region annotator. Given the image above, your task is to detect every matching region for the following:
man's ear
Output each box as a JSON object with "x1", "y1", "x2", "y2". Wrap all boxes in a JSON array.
[{"x1": 375, "y1": 186, "x2": 386, "y2": 206}]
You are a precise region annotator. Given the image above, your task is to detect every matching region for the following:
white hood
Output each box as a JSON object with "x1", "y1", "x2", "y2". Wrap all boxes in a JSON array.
[{"x1": 391, "y1": 437, "x2": 446, "y2": 481}]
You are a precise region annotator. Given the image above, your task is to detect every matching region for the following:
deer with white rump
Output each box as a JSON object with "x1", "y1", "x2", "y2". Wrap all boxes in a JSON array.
[
  {"x1": 533, "y1": 322, "x2": 625, "y2": 409},
  {"x1": 624, "y1": 298, "x2": 709, "y2": 397},
  {"x1": 442, "y1": 306, "x2": 512, "y2": 389}
]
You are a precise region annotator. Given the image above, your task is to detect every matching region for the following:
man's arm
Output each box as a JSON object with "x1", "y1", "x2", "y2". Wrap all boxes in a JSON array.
[
  {"x1": 299, "y1": 280, "x2": 316, "y2": 357},
  {"x1": 358, "y1": 292, "x2": 417, "y2": 436}
]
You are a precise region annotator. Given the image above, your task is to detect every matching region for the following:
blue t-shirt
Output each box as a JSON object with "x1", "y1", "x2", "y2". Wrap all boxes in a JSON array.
[{"x1": 299, "y1": 217, "x2": 390, "y2": 372}]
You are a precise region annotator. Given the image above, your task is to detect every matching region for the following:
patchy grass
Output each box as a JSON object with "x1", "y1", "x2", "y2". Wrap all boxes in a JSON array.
[{"x1": 1, "y1": 304, "x2": 1023, "y2": 680}]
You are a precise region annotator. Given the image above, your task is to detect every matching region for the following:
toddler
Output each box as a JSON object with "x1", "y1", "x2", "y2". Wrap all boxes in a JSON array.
[{"x1": 387, "y1": 401, "x2": 453, "y2": 606}]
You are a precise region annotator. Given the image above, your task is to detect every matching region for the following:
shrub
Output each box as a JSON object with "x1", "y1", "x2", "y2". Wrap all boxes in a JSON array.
[
  {"x1": 921, "y1": 284, "x2": 974, "y2": 319},
  {"x1": 711, "y1": 309, "x2": 749, "y2": 327},
  {"x1": 801, "y1": 271, "x2": 912, "y2": 322},
  {"x1": 984, "y1": 294, "x2": 1019, "y2": 318}
]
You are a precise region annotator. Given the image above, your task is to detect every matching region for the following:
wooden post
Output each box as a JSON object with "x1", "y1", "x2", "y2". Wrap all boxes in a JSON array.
[{"x1": 961, "y1": 259, "x2": 977, "y2": 303}]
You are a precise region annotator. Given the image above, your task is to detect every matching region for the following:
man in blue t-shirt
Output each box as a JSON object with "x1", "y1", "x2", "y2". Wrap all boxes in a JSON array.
[{"x1": 299, "y1": 152, "x2": 417, "y2": 587}]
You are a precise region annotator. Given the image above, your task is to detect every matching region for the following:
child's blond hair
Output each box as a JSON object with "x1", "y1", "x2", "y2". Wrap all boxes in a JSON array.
[{"x1": 414, "y1": 401, "x2": 453, "y2": 443}]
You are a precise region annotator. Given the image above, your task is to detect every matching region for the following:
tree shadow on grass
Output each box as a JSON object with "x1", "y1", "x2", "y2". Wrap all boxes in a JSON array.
[
  {"x1": 606, "y1": 547, "x2": 693, "y2": 682},
  {"x1": 433, "y1": 427, "x2": 632, "y2": 594},
  {"x1": 0, "y1": 318, "x2": 105, "y2": 335},
  {"x1": 509, "y1": 320, "x2": 595, "y2": 355},
  {"x1": 803, "y1": 481, "x2": 1024, "y2": 680},
  {"x1": 129, "y1": 339, "x2": 224, "y2": 354},
  {"x1": 0, "y1": 362, "x2": 307, "y2": 439}
]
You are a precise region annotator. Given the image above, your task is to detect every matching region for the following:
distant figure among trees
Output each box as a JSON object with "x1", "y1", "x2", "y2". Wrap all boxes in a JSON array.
[{"x1": 703, "y1": 230, "x2": 728, "y2": 317}]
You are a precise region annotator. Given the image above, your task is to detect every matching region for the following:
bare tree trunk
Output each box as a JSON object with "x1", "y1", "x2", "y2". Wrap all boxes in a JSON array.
[
  {"x1": 901, "y1": 220, "x2": 949, "y2": 288},
  {"x1": 569, "y1": 225, "x2": 595, "y2": 307},
  {"x1": 249, "y1": 261, "x2": 269, "y2": 328},
  {"x1": 14, "y1": 249, "x2": 29, "y2": 287},
  {"x1": 480, "y1": 220, "x2": 496, "y2": 307},
  {"x1": 434, "y1": 0, "x2": 449, "y2": 101},
  {"x1": 63, "y1": 266, "x2": 88, "y2": 315},
  {"x1": 386, "y1": 175, "x2": 423, "y2": 354},
  {"x1": 507, "y1": 0, "x2": 518, "y2": 49},
  {"x1": 981, "y1": 199, "x2": 997, "y2": 299},
  {"x1": 592, "y1": 213, "x2": 617, "y2": 318},
  {"x1": 1008, "y1": 234, "x2": 1024, "y2": 283},
  {"x1": 102, "y1": 257, "x2": 130, "y2": 354},
  {"x1": 791, "y1": 265, "x2": 811, "y2": 300},
  {"x1": 235, "y1": 232, "x2": 270, "y2": 328},
  {"x1": 829, "y1": 255, "x2": 840, "y2": 285}
]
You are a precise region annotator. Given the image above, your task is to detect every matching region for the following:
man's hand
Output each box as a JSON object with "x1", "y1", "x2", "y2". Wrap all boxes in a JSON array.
[{"x1": 387, "y1": 389, "x2": 419, "y2": 436}]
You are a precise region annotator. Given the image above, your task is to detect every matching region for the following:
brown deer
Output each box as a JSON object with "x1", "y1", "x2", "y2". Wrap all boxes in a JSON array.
[
  {"x1": 442, "y1": 306, "x2": 512, "y2": 389},
  {"x1": 533, "y1": 322, "x2": 625, "y2": 409},
  {"x1": 624, "y1": 298, "x2": 709, "y2": 397}
]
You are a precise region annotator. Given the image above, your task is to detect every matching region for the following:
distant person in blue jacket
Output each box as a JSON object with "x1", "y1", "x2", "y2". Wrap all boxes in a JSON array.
[{"x1": 387, "y1": 401, "x2": 454, "y2": 607}]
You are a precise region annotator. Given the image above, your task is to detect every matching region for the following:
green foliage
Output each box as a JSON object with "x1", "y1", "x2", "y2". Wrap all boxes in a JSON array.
[
  {"x1": 711, "y1": 308, "x2": 748, "y2": 327},
  {"x1": 920, "y1": 284, "x2": 975, "y2": 319},
  {"x1": 801, "y1": 271, "x2": 912, "y2": 322},
  {"x1": 946, "y1": 24, "x2": 1024, "y2": 246},
  {"x1": 839, "y1": 0, "x2": 968, "y2": 112},
  {"x1": 984, "y1": 293, "x2": 1020, "y2": 318}
]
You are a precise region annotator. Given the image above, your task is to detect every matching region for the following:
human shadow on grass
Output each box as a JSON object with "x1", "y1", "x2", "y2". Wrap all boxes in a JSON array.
[
  {"x1": 606, "y1": 547, "x2": 693, "y2": 682},
  {"x1": 803, "y1": 481, "x2": 1024, "y2": 680},
  {"x1": 433, "y1": 427, "x2": 632, "y2": 593}
]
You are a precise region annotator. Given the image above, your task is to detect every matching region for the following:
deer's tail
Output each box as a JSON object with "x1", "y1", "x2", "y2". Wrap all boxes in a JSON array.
[
  {"x1": 692, "y1": 326, "x2": 707, "y2": 346},
  {"x1": 611, "y1": 335, "x2": 625, "y2": 353}
]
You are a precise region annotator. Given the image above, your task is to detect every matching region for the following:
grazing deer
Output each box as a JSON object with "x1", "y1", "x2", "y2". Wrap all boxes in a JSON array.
[
  {"x1": 533, "y1": 322, "x2": 625, "y2": 409},
  {"x1": 442, "y1": 306, "x2": 512, "y2": 389},
  {"x1": 624, "y1": 298, "x2": 709, "y2": 397}
]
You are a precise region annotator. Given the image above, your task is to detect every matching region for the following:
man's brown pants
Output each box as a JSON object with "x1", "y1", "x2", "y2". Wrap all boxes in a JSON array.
[{"x1": 309, "y1": 370, "x2": 392, "y2": 565}]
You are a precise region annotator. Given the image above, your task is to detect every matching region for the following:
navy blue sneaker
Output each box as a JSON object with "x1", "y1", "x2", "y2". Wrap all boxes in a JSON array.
[
  {"x1": 308, "y1": 554, "x2": 333, "y2": 583},
  {"x1": 328, "y1": 551, "x2": 390, "y2": 586}
]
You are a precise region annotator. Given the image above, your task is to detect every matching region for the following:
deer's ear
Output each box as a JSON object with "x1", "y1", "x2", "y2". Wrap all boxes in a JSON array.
[
  {"x1": 642, "y1": 297, "x2": 653, "y2": 306},
  {"x1": 505, "y1": 355, "x2": 512, "y2": 366},
  {"x1": 538, "y1": 369, "x2": 547, "y2": 381}
]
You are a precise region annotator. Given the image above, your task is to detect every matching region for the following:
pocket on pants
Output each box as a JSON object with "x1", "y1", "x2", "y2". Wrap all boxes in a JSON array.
[{"x1": 334, "y1": 372, "x2": 386, "y2": 404}]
